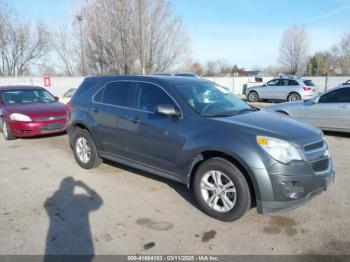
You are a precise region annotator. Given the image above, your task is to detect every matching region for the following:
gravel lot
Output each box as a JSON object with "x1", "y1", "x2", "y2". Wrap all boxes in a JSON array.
[{"x1": 0, "y1": 118, "x2": 349, "y2": 255}]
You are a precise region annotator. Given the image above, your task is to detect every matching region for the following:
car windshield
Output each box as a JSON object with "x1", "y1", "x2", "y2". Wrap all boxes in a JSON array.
[
  {"x1": 2, "y1": 89, "x2": 55, "y2": 105},
  {"x1": 63, "y1": 88, "x2": 76, "y2": 98},
  {"x1": 174, "y1": 81, "x2": 256, "y2": 117}
]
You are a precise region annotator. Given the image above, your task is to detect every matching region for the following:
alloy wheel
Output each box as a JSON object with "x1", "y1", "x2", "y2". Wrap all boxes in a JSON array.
[
  {"x1": 200, "y1": 170, "x2": 237, "y2": 212},
  {"x1": 76, "y1": 137, "x2": 92, "y2": 164},
  {"x1": 248, "y1": 92, "x2": 258, "y2": 102}
]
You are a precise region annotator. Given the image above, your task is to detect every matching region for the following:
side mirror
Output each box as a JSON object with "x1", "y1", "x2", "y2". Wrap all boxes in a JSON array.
[
  {"x1": 54, "y1": 96, "x2": 59, "y2": 102},
  {"x1": 156, "y1": 104, "x2": 181, "y2": 117},
  {"x1": 263, "y1": 83, "x2": 267, "y2": 87}
]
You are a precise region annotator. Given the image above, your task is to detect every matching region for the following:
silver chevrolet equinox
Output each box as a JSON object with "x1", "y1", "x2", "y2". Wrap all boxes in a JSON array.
[{"x1": 68, "y1": 76, "x2": 334, "y2": 221}]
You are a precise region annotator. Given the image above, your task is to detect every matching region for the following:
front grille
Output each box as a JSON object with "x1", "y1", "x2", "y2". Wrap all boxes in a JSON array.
[
  {"x1": 311, "y1": 158, "x2": 329, "y2": 173},
  {"x1": 40, "y1": 123, "x2": 65, "y2": 133},
  {"x1": 304, "y1": 140, "x2": 324, "y2": 151},
  {"x1": 36, "y1": 115, "x2": 66, "y2": 122}
]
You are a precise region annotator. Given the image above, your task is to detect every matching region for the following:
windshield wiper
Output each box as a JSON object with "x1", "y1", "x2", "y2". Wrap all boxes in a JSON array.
[
  {"x1": 235, "y1": 107, "x2": 260, "y2": 114},
  {"x1": 202, "y1": 108, "x2": 259, "y2": 118}
]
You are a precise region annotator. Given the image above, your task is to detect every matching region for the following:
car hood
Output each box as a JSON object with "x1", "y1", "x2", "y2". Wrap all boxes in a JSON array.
[
  {"x1": 212, "y1": 110, "x2": 322, "y2": 146},
  {"x1": 6, "y1": 102, "x2": 66, "y2": 118}
]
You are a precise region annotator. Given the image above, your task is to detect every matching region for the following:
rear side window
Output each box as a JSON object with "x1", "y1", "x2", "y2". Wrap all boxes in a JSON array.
[
  {"x1": 289, "y1": 80, "x2": 299, "y2": 86},
  {"x1": 135, "y1": 83, "x2": 175, "y2": 113},
  {"x1": 319, "y1": 88, "x2": 350, "y2": 103},
  {"x1": 304, "y1": 80, "x2": 315, "y2": 86},
  {"x1": 102, "y1": 81, "x2": 133, "y2": 107}
]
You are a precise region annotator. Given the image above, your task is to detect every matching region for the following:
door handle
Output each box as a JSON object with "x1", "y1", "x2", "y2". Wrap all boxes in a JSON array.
[
  {"x1": 90, "y1": 107, "x2": 100, "y2": 113},
  {"x1": 338, "y1": 105, "x2": 350, "y2": 109},
  {"x1": 128, "y1": 116, "x2": 140, "y2": 124}
]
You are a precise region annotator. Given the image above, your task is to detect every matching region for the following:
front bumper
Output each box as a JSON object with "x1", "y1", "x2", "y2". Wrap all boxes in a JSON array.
[
  {"x1": 253, "y1": 159, "x2": 334, "y2": 214},
  {"x1": 257, "y1": 171, "x2": 335, "y2": 214},
  {"x1": 8, "y1": 119, "x2": 67, "y2": 137}
]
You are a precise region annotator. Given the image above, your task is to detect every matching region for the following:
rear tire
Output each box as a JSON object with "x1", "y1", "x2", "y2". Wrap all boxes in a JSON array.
[
  {"x1": 2, "y1": 120, "x2": 16, "y2": 141},
  {"x1": 193, "y1": 157, "x2": 251, "y2": 222},
  {"x1": 73, "y1": 128, "x2": 102, "y2": 169},
  {"x1": 288, "y1": 93, "x2": 301, "y2": 102},
  {"x1": 248, "y1": 91, "x2": 259, "y2": 102}
]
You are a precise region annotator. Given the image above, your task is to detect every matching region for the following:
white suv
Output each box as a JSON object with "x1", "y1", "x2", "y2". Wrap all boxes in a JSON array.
[{"x1": 245, "y1": 77, "x2": 317, "y2": 102}]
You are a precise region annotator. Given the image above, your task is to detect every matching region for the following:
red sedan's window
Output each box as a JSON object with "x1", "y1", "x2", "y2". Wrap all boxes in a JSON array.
[{"x1": 2, "y1": 89, "x2": 55, "y2": 105}]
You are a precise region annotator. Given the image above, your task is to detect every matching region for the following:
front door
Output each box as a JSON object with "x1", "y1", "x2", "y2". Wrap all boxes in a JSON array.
[
  {"x1": 124, "y1": 81, "x2": 185, "y2": 176},
  {"x1": 261, "y1": 79, "x2": 282, "y2": 99},
  {"x1": 297, "y1": 88, "x2": 350, "y2": 130}
]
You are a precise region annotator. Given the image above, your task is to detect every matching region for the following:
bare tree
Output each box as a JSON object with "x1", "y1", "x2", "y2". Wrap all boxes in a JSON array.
[
  {"x1": 278, "y1": 25, "x2": 310, "y2": 75},
  {"x1": 53, "y1": 24, "x2": 77, "y2": 76},
  {"x1": 330, "y1": 32, "x2": 350, "y2": 74},
  {"x1": 77, "y1": 0, "x2": 189, "y2": 75},
  {"x1": 0, "y1": 1, "x2": 50, "y2": 76}
]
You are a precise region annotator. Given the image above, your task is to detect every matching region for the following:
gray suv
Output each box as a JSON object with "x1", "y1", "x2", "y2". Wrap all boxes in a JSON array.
[
  {"x1": 246, "y1": 77, "x2": 317, "y2": 102},
  {"x1": 68, "y1": 76, "x2": 334, "y2": 221}
]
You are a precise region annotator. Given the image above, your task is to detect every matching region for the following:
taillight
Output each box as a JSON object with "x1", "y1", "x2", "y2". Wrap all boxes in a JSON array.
[
  {"x1": 66, "y1": 101, "x2": 72, "y2": 115},
  {"x1": 303, "y1": 86, "x2": 311, "y2": 91}
]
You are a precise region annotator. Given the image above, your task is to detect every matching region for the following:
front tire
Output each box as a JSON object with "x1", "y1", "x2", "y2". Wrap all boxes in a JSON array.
[
  {"x1": 2, "y1": 120, "x2": 16, "y2": 141},
  {"x1": 248, "y1": 91, "x2": 259, "y2": 102},
  {"x1": 73, "y1": 128, "x2": 102, "y2": 169},
  {"x1": 193, "y1": 158, "x2": 251, "y2": 222}
]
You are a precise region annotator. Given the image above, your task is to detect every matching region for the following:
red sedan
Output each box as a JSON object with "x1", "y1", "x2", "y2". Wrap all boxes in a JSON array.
[{"x1": 0, "y1": 86, "x2": 67, "y2": 140}]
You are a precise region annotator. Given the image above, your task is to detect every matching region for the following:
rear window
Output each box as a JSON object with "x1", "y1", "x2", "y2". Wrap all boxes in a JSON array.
[{"x1": 303, "y1": 80, "x2": 315, "y2": 86}]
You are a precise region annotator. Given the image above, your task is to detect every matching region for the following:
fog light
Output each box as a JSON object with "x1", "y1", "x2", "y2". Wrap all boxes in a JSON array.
[{"x1": 279, "y1": 181, "x2": 304, "y2": 199}]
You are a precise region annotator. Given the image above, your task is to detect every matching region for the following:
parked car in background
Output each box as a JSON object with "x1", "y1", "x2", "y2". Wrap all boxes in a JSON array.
[
  {"x1": 0, "y1": 86, "x2": 67, "y2": 140},
  {"x1": 59, "y1": 88, "x2": 77, "y2": 104},
  {"x1": 266, "y1": 86, "x2": 350, "y2": 133},
  {"x1": 337, "y1": 79, "x2": 350, "y2": 87},
  {"x1": 151, "y1": 72, "x2": 200, "y2": 78},
  {"x1": 246, "y1": 77, "x2": 317, "y2": 102},
  {"x1": 68, "y1": 75, "x2": 333, "y2": 221}
]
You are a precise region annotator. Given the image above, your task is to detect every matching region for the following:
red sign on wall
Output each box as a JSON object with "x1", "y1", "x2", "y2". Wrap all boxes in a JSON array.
[{"x1": 43, "y1": 76, "x2": 51, "y2": 87}]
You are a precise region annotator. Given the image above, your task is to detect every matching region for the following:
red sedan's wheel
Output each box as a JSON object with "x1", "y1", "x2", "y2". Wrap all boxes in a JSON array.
[{"x1": 2, "y1": 120, "x2": 16, "y2": 141}]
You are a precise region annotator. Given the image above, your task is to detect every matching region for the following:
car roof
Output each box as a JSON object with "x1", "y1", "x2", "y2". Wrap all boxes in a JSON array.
[
  {"x1": 0, "y1": 85, "x2": 45, "y2": 91},
  {"x1": 85, "y1": 74, "x2": 206, "y2": 86}
]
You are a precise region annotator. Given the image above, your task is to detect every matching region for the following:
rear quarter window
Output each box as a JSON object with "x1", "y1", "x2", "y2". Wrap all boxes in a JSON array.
[
  {"x1": 303, "y1": 80, "x2": 315, "y2": 86},
  {"x1": 72, "y1": 79, "x2": 102, "y2": 103}
]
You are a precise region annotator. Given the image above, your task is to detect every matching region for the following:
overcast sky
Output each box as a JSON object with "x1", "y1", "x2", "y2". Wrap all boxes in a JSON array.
[{"x1": 9, "y1": 0, "x2": 350, "y2": 69}]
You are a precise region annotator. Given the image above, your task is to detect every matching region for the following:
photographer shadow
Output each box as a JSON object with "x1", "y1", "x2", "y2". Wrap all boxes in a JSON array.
[{"x1": 43, "y1": 177, "x2": 103, "y2": 261}]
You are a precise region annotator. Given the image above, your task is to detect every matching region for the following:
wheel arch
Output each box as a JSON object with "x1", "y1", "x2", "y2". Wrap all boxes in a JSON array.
[
  {"x1": 187, "y1": 150, "x2": 259, "y2": 207},
  {"x1": 69, "y1": 121, "x2": 97, "y2": 149}
]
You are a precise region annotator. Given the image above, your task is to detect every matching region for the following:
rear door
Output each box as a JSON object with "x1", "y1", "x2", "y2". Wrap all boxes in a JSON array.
[
  {"x1": 124, "y1": 81, "x2": 185, "y2": 176},
  {"x1": 298, "y1": 88, "x2": 350, "y2": 130},
  {"x1": 91, "y1": 81, "x2": 136, "y2": 156},
  {"x1": 275, "y1": 79, "x2": 290, "y2": 100}
]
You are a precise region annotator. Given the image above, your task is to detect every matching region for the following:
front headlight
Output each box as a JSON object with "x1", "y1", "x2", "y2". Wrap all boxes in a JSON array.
[
  {"x1": 10, "y1": 113, "x2": 32, "y2": 122},
  {"x1": 257, "y1": 136, "x2": 302, "y2": 164}
]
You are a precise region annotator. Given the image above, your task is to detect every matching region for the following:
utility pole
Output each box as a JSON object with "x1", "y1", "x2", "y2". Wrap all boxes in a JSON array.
[
  {"x1": 138, "y1": 0, "x2": 145, "y2": 75},
  {"x1": 76, "y1": 15, "x2": 86, "y2": 76}
]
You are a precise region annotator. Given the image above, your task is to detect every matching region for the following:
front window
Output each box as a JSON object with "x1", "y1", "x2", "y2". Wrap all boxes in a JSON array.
[
  {"x1": 136, "y1": 82, "x2": 175, "y2": 113},
  {"x1": 2, "y1": 89, "x2": 56, "y2": 105},
  {"x1": 174, "y1": 81, "x2": 255, "y2": 117},
  {"x1": 267, "y1": 79, "x2": 280, "y2": 86}
]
